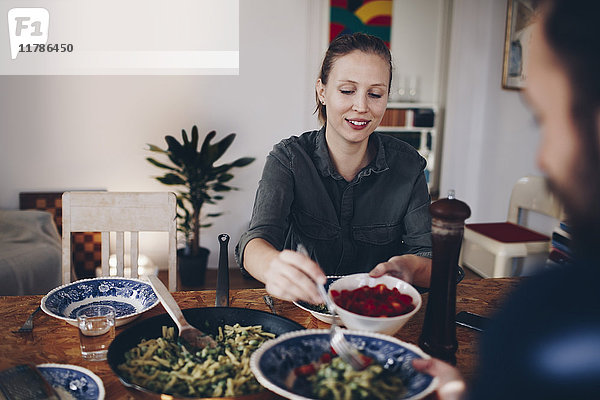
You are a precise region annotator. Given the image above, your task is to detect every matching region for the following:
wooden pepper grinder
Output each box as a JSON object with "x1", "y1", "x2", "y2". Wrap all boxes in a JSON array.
[{"x1": 419, "y1": 190, "x2": 471, "y2": 365}]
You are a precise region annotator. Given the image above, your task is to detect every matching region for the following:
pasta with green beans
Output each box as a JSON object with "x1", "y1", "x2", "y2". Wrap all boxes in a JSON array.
[
  {"x1": 117, "y1": 324, "x2": 275, "y2": 398},
  {"x1": 307, "y1": 356, "x2": 406, "y2": 400}
]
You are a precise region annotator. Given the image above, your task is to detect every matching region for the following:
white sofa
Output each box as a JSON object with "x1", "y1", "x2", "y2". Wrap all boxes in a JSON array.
[{"x1": 0, "y1": 210, "x2": 61, "y2": 295}]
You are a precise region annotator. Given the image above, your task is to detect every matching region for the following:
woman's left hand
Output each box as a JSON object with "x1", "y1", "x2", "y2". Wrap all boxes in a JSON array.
[{"x1": 369, "y1": 254, "x2": 432, "y2": 287}]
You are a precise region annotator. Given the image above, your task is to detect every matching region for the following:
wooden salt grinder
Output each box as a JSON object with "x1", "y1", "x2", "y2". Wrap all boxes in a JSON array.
[{"x1": 419, "y1": 190, "x2": 471, "y2": 365}]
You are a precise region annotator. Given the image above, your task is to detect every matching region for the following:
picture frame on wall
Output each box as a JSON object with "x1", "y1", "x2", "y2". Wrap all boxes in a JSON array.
[{"x1": 502, "y1": 0, "x2": 536, "y2": 90}]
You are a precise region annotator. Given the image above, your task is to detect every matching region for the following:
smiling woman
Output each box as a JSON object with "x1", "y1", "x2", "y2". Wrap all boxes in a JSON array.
[
  {"x1": 235, "y1": 32, "x2": 433, "y2": 305},
  {"x1": 316, "y1": 50, "x2": 390, "y2": 180}
]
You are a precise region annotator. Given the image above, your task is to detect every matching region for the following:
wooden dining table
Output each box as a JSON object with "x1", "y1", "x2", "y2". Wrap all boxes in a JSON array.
[{"x1": 0, "y1": 277, "x2": 521, "y2": 399}]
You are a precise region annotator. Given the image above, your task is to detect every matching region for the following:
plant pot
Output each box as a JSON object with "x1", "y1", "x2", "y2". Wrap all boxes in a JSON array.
[{"x1": 178, "y1": 247, "x2": 209, "y2": 287}]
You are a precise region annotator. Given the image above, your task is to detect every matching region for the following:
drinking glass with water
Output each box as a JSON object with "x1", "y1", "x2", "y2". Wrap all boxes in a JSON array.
[{"x1": 77, "y1": 304, "x2": 115, "y2": 361}]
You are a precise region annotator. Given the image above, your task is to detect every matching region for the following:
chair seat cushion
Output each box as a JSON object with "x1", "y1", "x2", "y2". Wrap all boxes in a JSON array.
[{"x1": 466, "y1": 222, "x2": 549, "y2": 243}]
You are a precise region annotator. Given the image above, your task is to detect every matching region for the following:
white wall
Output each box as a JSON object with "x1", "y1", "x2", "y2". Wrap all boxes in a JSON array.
[
  {"x1": 390, "y1": 0, "x2": 448, "y2": 103},
  {"x1": 0, "y1": 0, "x2": 325, "y2": 270},
  {"x1": 440, "y1": 0, "x2": 542, "y2": 223},
  {"x1": 0, "y1": 0, "x2": 545, "y2": 270}
]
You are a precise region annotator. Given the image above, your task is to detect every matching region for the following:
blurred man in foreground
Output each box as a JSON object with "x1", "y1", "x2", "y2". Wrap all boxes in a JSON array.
[{"x1": 414, "y1": 0, "x2": 600, "y2": 398}]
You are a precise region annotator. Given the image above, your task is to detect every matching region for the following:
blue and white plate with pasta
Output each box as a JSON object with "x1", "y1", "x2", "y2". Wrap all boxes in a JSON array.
[
  {"x1": 37, "y1": 363, "x2": 105, "y2": 400},
  {"x1": 41, "y1": 277, "x2": 158, "y2": 327},
  {"x1": 250, "y1": 329, "x2": 437, "y2": 400}
]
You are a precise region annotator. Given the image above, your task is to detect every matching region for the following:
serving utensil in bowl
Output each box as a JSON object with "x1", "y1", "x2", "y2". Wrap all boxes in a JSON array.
[
  {"x1": 107, "y1": 233, "x2": 305, "y2": 399},
  {"x1": 147, "y1": 275, "x2": 217, "y2": 352},
  {"x1": 107, "y1": 307, "x2": 305, "y2": 399}
]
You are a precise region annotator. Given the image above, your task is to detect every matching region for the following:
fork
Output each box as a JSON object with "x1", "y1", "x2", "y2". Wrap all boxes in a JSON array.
[
  {"x1": 263, "y1": 295, "x2": 277, "y2": 315},
  {"x1": 12, "y1": 306, "x2": 41, "y2": 333},
  {"x1": 320, "y1": 282, "x2": 400, "y2": 372},
  {"x1": 296, "y1": 244, "x2": 368, "y2": 371},
  {"x1": 316, "y1": 280, "x2": 369, "y2": 370}
]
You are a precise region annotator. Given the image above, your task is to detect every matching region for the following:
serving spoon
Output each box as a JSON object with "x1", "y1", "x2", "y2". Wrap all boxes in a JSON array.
[{"x1": 147, "y1": 275, "x2": 217, "y2": 352}]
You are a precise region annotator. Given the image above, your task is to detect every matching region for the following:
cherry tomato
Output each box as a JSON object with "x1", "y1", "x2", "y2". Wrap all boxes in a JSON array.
[
  {"x1": 294, "y1": 364, "x2": 316, "y2": 376},
  {"x1": 320, "y1": 352, "x2": 332, "y2": 363}
]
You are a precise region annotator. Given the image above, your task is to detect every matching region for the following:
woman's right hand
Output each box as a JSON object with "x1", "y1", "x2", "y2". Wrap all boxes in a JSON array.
[{"x1": 263, "y1": 249, "x2": 327, "y2": 304}]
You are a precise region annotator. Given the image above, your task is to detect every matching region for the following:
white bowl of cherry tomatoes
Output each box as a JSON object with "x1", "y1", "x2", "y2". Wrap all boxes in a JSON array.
[{"x1": 328, "y1": 273, "x2": 421, "y2": 336}]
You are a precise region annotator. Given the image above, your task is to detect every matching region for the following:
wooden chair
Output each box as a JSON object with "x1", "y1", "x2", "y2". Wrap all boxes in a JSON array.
[
  {"x1": 62, "y1": 192, "x2": 178, "y2": 291},
  {"x1": 459, "y1": 176, "x2": 563, "y2": 278}
]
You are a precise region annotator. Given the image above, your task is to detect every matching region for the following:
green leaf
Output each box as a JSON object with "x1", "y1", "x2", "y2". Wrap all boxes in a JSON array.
[
  {"x1": 191, "y1": 126, "x2": 199, "y2": 151},
  {"x1": 165, "y1": 135, "x2": 183, "y2": 154},
  {"x1": 146, "y1": 157, "x2": 177, "y2": 171},
  {"x1": 231, "y1": 157, "x2": 255, "y2": 167},
  {"x1": 177, "y1": 194, "x2": 191, "y2": 204},
  {"x1": 157, "y1": 173, "x2": 186, "y2": 185},
  {"x1": 211, "y1": 133, "x2": 236, "y2": 164},
  {"x1": 200, "y1": 130, "x2": 217, "y2": 160},
  {"x1": 165, "y1": 136, "x2": 185, "y2": 167},
  {"x1": 212, "y1": 183, "x2": 232, "y2": 192},
  {"x1": 211, "y1": 164, "x2": 234, "y2": 175},
  {"x1": 147, "y1": 144, "x2": 167, "y2": 153},
  {"x1": 172, "y1": 133, "x2": 197, "y2": 166},
  {"x1": 217, "y1": 173, "x2": 234, "y2": 182}
]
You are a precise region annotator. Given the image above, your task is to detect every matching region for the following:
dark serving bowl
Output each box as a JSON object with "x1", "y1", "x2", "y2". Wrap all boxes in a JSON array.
[{"x1": 107, "y1": 307, "x2": 304, "y2": 399}]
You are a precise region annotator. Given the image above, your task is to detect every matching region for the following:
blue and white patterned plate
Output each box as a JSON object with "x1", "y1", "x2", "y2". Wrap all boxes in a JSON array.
[
  {"x1": 37, "y1": 363, "x2": 105, "y2": 400},
  {"x1": 41, "y1": 277, "x2": 158, "y2": 327},
  {"x1": 250, "y1": 329, "x2": 437, "y2": 400}
]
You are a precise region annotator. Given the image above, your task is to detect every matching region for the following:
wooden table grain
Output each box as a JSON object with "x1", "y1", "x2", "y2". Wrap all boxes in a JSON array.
[{"x1": 0, "y1": 278, "x2": 521, "y2": 399}]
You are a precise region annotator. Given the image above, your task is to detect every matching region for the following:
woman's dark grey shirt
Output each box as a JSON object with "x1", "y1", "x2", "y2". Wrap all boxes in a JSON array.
[{"x1": 235, "y1": 127, "x2": 432, "y2": 276}]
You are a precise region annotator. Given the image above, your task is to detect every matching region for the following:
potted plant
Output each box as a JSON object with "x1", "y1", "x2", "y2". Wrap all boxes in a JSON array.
[{"x1": 147, "y1": 125, "x2": 255, "y2": 286}]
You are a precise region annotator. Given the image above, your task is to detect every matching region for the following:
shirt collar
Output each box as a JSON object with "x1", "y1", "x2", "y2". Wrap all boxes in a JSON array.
[{"x1": 313, "y1": 127, "x2": 389, "y2": 180}]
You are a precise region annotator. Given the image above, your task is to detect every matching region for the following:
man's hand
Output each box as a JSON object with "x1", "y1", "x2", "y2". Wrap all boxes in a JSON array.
[{"x1": 412, "y1": 358, "x2": 466, "y2": 400}]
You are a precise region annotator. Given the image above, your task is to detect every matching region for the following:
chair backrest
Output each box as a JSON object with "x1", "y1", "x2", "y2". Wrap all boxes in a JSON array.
[
  {"x1": 62, "y1": 191, "x2": 177, "y2": 291},
  {"x1": 507, "y1": 175, "x2": 564, "y2": 224}
]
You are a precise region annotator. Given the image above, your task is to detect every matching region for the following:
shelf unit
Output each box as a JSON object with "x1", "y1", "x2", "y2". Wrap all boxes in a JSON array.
[{"x1": 376, "y1": 102, "x2": 441, "y2": 197}]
